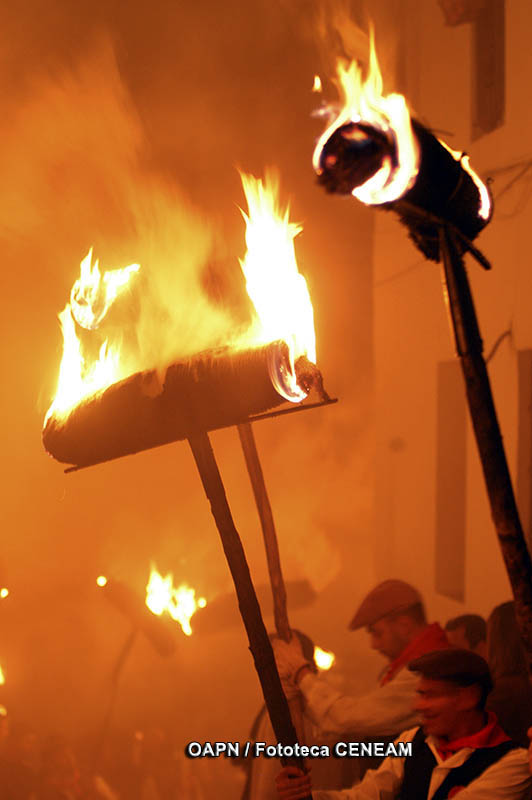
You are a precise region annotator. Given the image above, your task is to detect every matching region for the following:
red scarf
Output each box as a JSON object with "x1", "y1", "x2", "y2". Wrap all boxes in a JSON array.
[
  {"x1": 380, "y1": 622, "x2": 450, "y2": 686},
  {"x1": 436, "y1": 711, "x2": 510, "y2": 761}
]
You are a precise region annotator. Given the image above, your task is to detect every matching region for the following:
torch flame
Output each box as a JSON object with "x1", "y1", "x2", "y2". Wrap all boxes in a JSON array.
[
  {"x1": 314, "y1": 645, "x2": 335, "y2": 671},
  {"x1": 45, "y1": 250, "x2": 139, "y2": 422},
  {"x1": 46, "y1": 175, "x2": 319, "y2": 426},
  {"x1": 145, "y1": 565, "x2": 206, "y2": 637},
  {"x1": 239, "y1": 171, "x2": 316, "y2": 402},
  {"x1": 313, "y1": 31, "x2": 419, "y2": 205},
  {"x1": 71, "y1": 248, "x2": 139, "y2": 330},
  {"x1": 313, "y1": 75, "x2": 322, "y2": 93}
]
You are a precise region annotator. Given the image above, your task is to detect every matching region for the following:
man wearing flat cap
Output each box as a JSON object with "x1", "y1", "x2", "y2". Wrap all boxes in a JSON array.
[
  {"x1": 273, "y1": 580, "x2": 449, "y2": 741},
  {"x1": 276, "y1": 649, "x2": 532, "y2": 799}
]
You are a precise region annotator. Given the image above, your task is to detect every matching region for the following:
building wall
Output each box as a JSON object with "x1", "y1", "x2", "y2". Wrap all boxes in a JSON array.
[{"x1": 373, "y1": 0, "x2": 532, "y2": 623}]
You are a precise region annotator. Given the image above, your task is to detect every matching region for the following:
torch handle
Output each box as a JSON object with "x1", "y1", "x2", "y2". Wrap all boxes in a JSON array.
[
  {"x1": 440, "y1": 226, "x2": 532, "y2": 676},
  {"x1": 237, "y1": 422, "x2": 309, "y2": 746},
  {"x1": 187, "y1": 432, "x2": 311, "y2": 791},
  {"x1": 237, "y1": 422, "x2": 290, "y2": 641}
]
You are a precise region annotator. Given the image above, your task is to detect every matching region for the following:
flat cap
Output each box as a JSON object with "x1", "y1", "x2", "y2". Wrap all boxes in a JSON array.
[
  {"x1": 408, "y1": 648, "x2": 493, "y2": 695},
  {"x1": 349, "y1": 579, "x2": 422, "y2": 630}
]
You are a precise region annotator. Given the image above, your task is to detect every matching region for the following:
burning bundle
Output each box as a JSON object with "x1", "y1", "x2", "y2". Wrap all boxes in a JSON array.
[
  {"x1": 43, "y1": 341, "x2": 316, "y2": 467},
  {"x1": 313, "y1": 41, "x2": 491, "y2": 260},
  {"x1": 43, "y1": 173, "x2": 327, "y2": 468}
]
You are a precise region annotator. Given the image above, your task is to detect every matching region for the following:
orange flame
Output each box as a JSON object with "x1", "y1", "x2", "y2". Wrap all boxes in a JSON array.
[
  {"x1": 45, "y1": 250, "x2": 139, "y2": 422},
  {"x1": 145, "y1": 564, "x2": 206, "y2": 637},
  {"x1": 0, "y1": 665, "x2": 5, "y2": 686},
  {"x1": 312, "y1": 75, "x2": 322, "y2": 93},
  {"x1": 46, "y1": 175, "x2": 318, "y2": 424},
  {"x1": 239, "y1": 171, "x2": 316, "y2": 402},
  {"x1": 71, "y1": 248, "x2": 139, "y2": 330},
  {"x1": 314, "y1": 31, "x2": 490, "y2": 219},
  {"x1": 314, "y1": 645, "x2": 335, "y2": 671},
  {"x1": 313, "y1": 31, "x2": 419, "y2": 205}
]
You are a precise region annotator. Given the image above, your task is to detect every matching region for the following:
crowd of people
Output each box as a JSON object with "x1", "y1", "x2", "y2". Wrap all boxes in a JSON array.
[
  {"x1": 3, "y1": 580, "x2": 532, "y2": 798},
  {"x1": 268, "y1": 580, "x2": 532, "y2": 799}
]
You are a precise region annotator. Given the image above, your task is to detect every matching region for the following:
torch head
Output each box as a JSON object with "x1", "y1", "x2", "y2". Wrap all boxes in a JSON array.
[{"x1": 317, "y1": 122, "x2": 396, "y2": 195}]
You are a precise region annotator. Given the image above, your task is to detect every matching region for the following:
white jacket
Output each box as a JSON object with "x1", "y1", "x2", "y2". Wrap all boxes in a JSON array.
[
  {"x1": 313, "y1": 727, "x2": 532, "y2": 800},
  {"x1": 299, "y1": 666, "x2": 420, "y2": 738}
]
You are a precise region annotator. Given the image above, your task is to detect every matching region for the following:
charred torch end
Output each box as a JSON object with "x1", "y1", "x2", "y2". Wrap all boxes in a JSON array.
[
  {"x1": 316, "y1": 118, "x2": 491, "y2": 261},
  {"x1": 389, "y1": 120, "x2": 492, "y2": 261},
  {"x1": 316, "y1": 122, "x2": 395, "y2": 195},
  {"x1": 43, "y1": 341, "x2": 294, "y2": 468},
  {"x1": 294, "y1": 356, "x2": 331, "y2": 403}
]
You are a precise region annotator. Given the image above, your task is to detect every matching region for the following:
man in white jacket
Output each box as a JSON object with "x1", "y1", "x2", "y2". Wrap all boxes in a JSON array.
[
  {"x1": 273, "y1": 580, "x2": 449, "y2": 740},
  {"x1": 275, "y1": 649, "x2": 532, "y2": 800}
]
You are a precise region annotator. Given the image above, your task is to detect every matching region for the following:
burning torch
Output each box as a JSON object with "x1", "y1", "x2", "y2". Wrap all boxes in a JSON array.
[
  {"x1": 43, "y1": 173, "x2": 333, "y2": 790},
  {"x1": 313, "y1": 34, "x2": 532, "y2": 671}
]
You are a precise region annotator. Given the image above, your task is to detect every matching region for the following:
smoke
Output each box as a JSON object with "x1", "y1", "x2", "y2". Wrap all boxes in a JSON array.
[{"x1": 0, "y1": 39, "x2": 244, "y2": 391}]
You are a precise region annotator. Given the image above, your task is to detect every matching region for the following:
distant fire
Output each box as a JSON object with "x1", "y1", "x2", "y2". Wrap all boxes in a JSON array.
[
  {"x1": 0, "y1": 588, "x2": 8, "y2": 599},
  {"x1": 96, "y1": 575, "x2": 108, "y2": 587},
  {"x1": 0, "y1": 665, "x2": 5, "y2": 686},
  {"x1": 314, "y1": 645, "x2": 335, "y2": 671},
  {"x1": 145, "y1": 565, "x2": 206, "y2": 637}
]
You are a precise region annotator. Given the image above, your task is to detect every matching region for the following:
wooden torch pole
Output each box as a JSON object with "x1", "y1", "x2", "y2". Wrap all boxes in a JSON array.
[
  {"x1": 439, "y1": 226, "x2": 532, "y2": 675},
  {"x1": 237, "y1": 421, "x2": 308, "y2": 741},
  {"x1": 188, "y1": 431, "x2": 310, "y2": 793},
  {"x1": 237, "y1": 422, "x2": 291, "y2": 640}
]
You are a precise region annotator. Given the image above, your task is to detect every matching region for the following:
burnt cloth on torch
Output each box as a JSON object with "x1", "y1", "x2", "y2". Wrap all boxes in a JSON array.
[
  {"x1": 317, "y1": 119, "x2": 490, "y2": 261},
  {"x1": 43, "y1": 341, "x2": 291, "y2": 467}
]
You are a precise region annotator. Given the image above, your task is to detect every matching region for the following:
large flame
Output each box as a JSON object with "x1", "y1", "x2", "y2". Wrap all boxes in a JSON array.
[
  {"x1": 239, "y1": 171, "x2": 316, "y2": 402},
  {"x1": 46, "y1": 175, "x2": 318, "y2": 424},
  {"x1": 45, "y1": 250, "x2": 139, "y2": 422},
  {"x1": 145, "y1": 564, "x2": 206, "y2": 637},
  {"x1": 314, "y1": 32, "x2": 491, "y2": 219},
  {"x1": 313, "y1": 32, "x2": 419, "y2": 205}
]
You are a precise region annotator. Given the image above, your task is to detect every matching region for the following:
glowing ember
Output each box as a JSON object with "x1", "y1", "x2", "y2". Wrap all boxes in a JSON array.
[
  {"x1": 239, "y1": 171, "x2": 316, "y2": 402},
  {"x1": 145, "y1": 565, "x2": 206, "y2": 637},
  {"x1": 0, "y1": 588, "x2": 8, "y2": 599},
  {"x1": 314, "y1": 645, "x2": 335, "y2": 671},
  {"x1": 0, "y1": 665, "x2": 5, "y2": 685},
  {"x1": 312, "y1": 75, "x2": 322, "y2": 93},
  {"x1": 96, "y1": 576, "x2": 108, "y2": 587},
  {"x1": 45, "y1": 250, "x2": 139, "y2": 423},
  {"x1": 313, "y1": 31, "x2": 419, "y2": 205}
]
